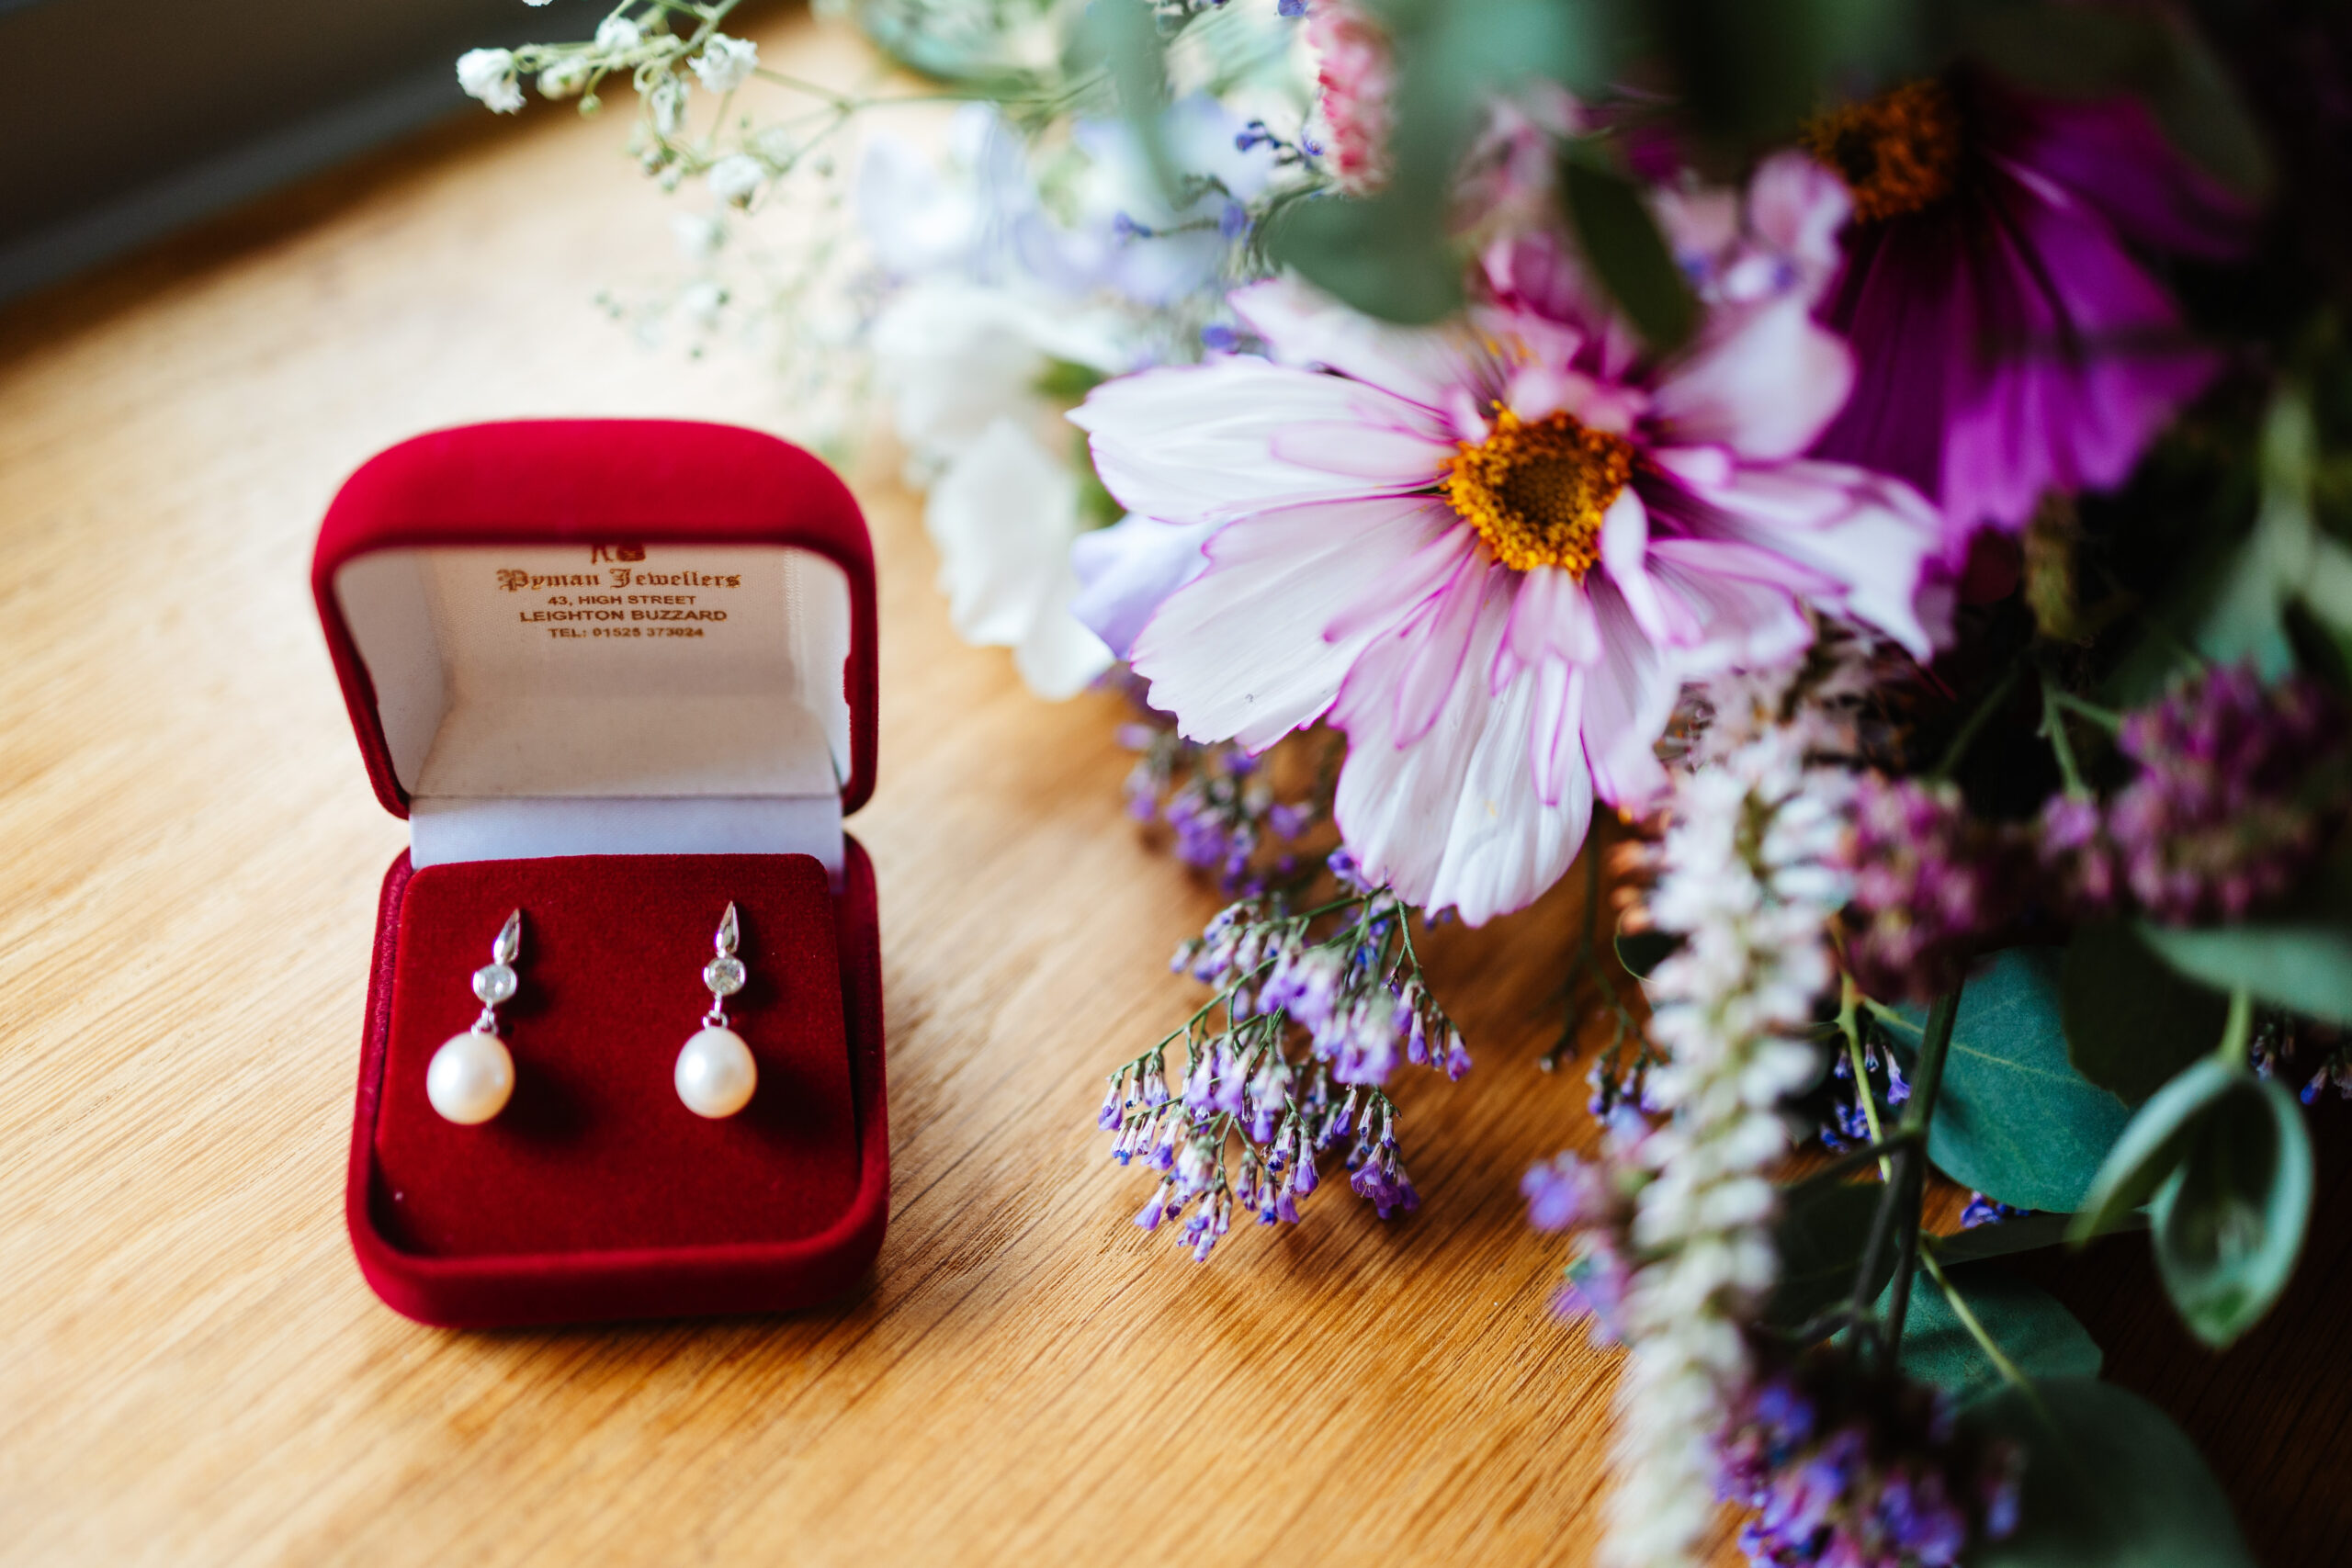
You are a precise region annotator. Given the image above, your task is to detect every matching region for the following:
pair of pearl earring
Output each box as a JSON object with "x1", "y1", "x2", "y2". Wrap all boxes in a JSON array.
[{"x1": 425, "y1": 904, "x2": 759, "y2": 1125}]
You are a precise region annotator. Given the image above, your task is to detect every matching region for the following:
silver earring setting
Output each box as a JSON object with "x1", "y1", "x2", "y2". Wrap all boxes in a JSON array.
[
  {"x1": 428, "y1": 908, "x2": 522, "y2": 1125},
  {"x1": 674, "y1": 902, "x2": 757, "y2": 1119}
]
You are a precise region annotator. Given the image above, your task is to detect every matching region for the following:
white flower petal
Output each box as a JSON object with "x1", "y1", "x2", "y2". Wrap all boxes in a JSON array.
[
  {"x1": 1230, "y1": 276, "x2": 1477, "y2": 411},
  {"x1": 1679, "y1": 460, "x2": 1946, "y2": 660},
  {"x1": 876, "y1": 282, "x2": 1129, "y2": 466},
  {"x1": 924, "y1": 421, "x2": 1112, "y2": 700},
  {"x1": 1072, "y1": 358, "x2": 1451, "y2": 525},
  {"x1": 1332, "y1": 591, "x2": 1591, "y2": 923},
  {"x1": 1013, "y1": 564, "x2": 1116, "y2": 699},
  {"x1": 1579, "y1": 579, "x2": 1678, "y2": 807},
  {"x1": 1132, "y1": 494, "x2": 1456, "y2": 750},
  {"x1": 1390, "y1": 553, "x2": 1497, "y2": 746},
  {"x1": 1650, "y1": 293, "x2": 1853, "y2": 461}
]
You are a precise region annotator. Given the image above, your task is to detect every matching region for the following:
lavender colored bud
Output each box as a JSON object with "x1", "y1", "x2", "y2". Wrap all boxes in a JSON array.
[
  {"x1": 1443, "y1": 1032, "x2": 1472, "y2": 1080},
  {"x1": 1097, "y1": 1079, "x2": 1125, "y2": 1132},
  {"x1": 1136, "y1": 1183, "x2": 1171, "y2": 1232}
]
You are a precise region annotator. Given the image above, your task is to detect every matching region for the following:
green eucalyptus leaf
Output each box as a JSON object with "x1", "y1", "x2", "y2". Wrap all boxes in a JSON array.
[
  {"x1": 2150, "y1": 1075, "x2": 2314, "y2": 1348},
  {"x1": 2138, "y1": 921, "x2": 2352, "y2": 1026},
  {"x1": 1928, "y1": 1209, "x2": 2145, "y2": 1267},
  {"x1": 1891, "y1": 949, "x2": 2131, "y2": 1213},
  {"x1": 1272, "y1": 0, "x2": 1602, "y2": 323},
  {"x1": 1973, "y1": 1380, "x2": 2256, "y2": 1568},
  {"x1": 2199, "y1": 390, "x2": 2317, "y2": 678},
  {"x1": 2061, "y1": 921, "x2": 2232, "y2": 1104},
  {"x1": 1885, "y1": 1266, "x2": 2100, "y2": 1409},
  {"x1": 1762, "y1": 1171, "x2": 1891, "y2": 1334},
  {"x1": 1560, "y1": 159, "x2": 1698, "y2": 353},
  {"x1": 2298, "y1": 536, "x2": 2352, "y2": 636},
  {"x1": 2070, "y1": 1058, "x2": 2238, "y2": 1242},
  {"x1": 1075, "y1": 0, "x2": 1174, "y2": 202},
  {"x1": 1261, "y1": 194, "x2": 1462, "y2": 324}
]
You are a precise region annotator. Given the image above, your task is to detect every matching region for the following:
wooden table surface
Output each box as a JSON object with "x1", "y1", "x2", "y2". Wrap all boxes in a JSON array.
[{"x1": 3, "y1": 11, "x2": 2346, "y2": 1566}]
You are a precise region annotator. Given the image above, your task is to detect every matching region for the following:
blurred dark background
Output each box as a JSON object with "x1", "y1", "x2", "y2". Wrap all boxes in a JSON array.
[{"x1": 0, "y1": 0, "x2": 605, "y2": 302}]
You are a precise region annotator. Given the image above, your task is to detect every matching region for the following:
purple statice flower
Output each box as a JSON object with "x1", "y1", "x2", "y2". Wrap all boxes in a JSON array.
[
  {"x1": 1841, "y1": 774, "x2": 2026, "y2": 1003},
  {"x1": 1349, "y1": 1145, "x2": 1420, "y2": 1220},
  {"x1": 1959, "y1": 1191, "x2": 2029, "y2": 1230},
  {"x1": 1804, "y1": 72, "x2": 2252, "y2": 547},
  {"x1": 2100, "y1": 665, "x2": 2347, "y2": 925},
  {"x1": 1522, "y1": 1153, "x2": 1606, "y2": 1231},
  {"x1": 1717, "y1": 1350, "x2": 2022, "y2": 1568}
]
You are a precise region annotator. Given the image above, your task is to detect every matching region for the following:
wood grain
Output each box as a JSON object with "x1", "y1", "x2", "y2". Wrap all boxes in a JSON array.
[{"x1": 0, "y1": 11, "x2": 2343, "y2": 1566}]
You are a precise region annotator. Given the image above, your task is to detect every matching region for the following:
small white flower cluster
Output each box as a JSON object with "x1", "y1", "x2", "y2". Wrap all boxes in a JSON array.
[
  {"x1": 455, "y1": 11, "x2": 759, "y2": 163},
  {"x1": 1600, "y1": 667, "x2": 1856, "y2": 1568}
]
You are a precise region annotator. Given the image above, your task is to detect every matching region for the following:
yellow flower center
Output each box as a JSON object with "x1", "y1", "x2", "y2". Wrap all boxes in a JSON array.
[
  {"x1": 1802, "y1": 78, "x2": 1963, "y2": 224},
  {"x1": 1442, "y1": 408, "x2": 1634, "y2": 577}
]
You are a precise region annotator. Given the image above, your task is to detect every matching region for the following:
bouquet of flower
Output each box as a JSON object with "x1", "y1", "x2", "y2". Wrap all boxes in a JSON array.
[{"x1": 460, "y1": 2, "x2": 2352, "y2": 1562}]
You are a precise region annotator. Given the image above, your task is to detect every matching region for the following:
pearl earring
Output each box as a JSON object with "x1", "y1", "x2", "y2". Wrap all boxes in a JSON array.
[
  {"x1": 427, "y1": 908, "x2": 523, "y2": 1125},
  {"x1": 675, "y1": 902, "x2": 757, "y2": 1119}
]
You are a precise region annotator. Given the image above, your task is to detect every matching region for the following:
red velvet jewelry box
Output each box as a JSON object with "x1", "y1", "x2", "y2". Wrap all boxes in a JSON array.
[{"x1": 313, "y1": 420, "x2": 887, "y2": 1327}]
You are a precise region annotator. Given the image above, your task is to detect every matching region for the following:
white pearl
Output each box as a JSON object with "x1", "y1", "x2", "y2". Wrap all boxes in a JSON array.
[
  {"x1": 427, "y1": 1028, "x2": 514, "y2": 1124},
  {"x1": 675, "y1": 1025, "x2": 756, "y2": 1118}
]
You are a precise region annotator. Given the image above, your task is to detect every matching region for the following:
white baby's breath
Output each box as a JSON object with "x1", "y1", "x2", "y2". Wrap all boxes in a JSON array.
[
  {"x1": 694, "y1": 35, "x2": 760, "y2": 95},
  {"x1": 1602, "y1": 666, "x2": 1855, "y2": 1568},
  {"x1": 456, "y1": 49, "x2": 524, "y2": 114},
  {"x1": 707, "y1": 154, "x2": 766, "y2": 208}
]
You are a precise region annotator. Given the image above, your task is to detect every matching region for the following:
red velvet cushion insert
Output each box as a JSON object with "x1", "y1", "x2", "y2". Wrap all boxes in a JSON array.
[{"x1": 374, "y1": 854, "x2": 855, "y2": 1258}]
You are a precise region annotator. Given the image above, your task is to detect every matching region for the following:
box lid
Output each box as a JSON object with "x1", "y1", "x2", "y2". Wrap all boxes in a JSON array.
[{"x1": 312, "y1": 421, "x2": 879, "y2": 848}]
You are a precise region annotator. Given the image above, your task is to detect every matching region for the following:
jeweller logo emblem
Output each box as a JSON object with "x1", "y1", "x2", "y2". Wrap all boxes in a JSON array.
[{"x1": 589, "y1": 543, "x2": 647, "y2": 563}]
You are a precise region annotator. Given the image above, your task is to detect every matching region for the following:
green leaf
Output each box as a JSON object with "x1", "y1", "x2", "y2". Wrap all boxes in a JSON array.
[
  {"x1": 1928, "y1": 1209, "x2": 2144, "y2": 1267},
  {"x1": 2198, "y1": 389, "x2": 2318, "y2": 677},
  {"x1": 2061, "y1": 921, "x2": 2232, "y2": 1104},
  {"x1": 1074, "y1": 0, "x2": 1175, "y2": 203},
  {"x1": 1272, "y1": 0, "x2": 1605, "y2": 323},
  {"x1": 2138, "y1": 921, "x2": 2352, "y2": 1026},
  {"x1": 1888, "y1": 1266, "x2": 2101, "y2": 1409},
  {"x1": 2070, "y1": 1058, "x2": 2239, "y2": 1242},
  {"x1": 1973, "y1": 1380, "x2": 2256, "y2": 1568},
  {"x1": 1262, "y1": 194, "x2": 1463, "y2": 325},
  {"x1": 1615, "y1": 928, "x2": 1677, "y2": 980},
  {"x1": 2150, "y1": 1075, "x2": 2314, "y2": 1348},
  {"x1": 1761, "y1": 1170, "x2": 1891, "y2": 1334},
  {"x1": 1560, "y1": 160, "x2": 1698, "y2": 353},
  {"x1": 1891, "y1": 949, "x2": 2132, "y2": 1213}
]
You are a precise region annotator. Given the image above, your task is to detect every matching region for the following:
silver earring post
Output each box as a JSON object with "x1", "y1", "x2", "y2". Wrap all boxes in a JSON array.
[
  {"x1": 428, "y1": 908, "x2": 522, "y2": 1124},
  {"x1": 676, "y1": 902, "x2": 757, "y2": 1119}
]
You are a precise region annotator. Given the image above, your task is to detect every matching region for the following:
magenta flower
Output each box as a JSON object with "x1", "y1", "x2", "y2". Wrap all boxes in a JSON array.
[
  {"x1": 1804, "y1": 73, "x2": 2252, "y2": 544},
  {"x1": 1073, "y1": 165, "x2": 1945, "y2": 923}
]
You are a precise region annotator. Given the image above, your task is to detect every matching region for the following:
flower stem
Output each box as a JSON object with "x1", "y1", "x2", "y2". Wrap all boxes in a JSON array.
[
  {"x1": 1876, "y1": 985, "x2": 1960, "y2": 1371},
  {"x1": 2039, "y1": 669, "x2": 2090, "y2": 796},
  {"x1": 1930, "y1": 662, "x2": 2022, "y2": 780},
  {"x1": 2215, "y1": 987, "x2": 2254, "y2": 1071}
]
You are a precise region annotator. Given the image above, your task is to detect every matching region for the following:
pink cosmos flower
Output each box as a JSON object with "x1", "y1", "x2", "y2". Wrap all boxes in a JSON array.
[
  {"x1": 1072, "y1": 163, "x2": 1946, "y2": 923},
  {"x1": 1802, "y1": 72, "x2": 2253, "y2": 542}
]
